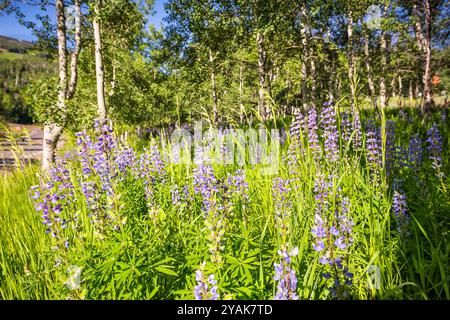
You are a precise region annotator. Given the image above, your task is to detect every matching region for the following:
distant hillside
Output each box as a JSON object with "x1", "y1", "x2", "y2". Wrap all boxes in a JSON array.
[
  {"x1": 0, "y1": 35, "x2": 34, "y2": 54},
  {"x1": 0, "y1": 35, "x2": 55, "y2": 124}
]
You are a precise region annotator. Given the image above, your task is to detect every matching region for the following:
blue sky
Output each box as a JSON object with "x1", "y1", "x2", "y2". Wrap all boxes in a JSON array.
[{"x1": 0, "y1": 0, "x2": 167, "y2": 42}]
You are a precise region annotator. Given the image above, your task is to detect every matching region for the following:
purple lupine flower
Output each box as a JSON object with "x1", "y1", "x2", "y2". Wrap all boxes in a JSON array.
[
  {"x1": 311, "y1": 175, "x2": 354, "y2": 298},
  {"x1": 426, "y1": 123, "x2": 444, "y2": 179},
  {"x1": 340, "y1": 112, "x2": 352, "y2": 145},
  {"x1": 366, "y1": 123, "x2": 382, "y2": 171},
  {"x1": 408, "y1": 133, "x2": 423, "y2": 171},
  {"x1": 193, "y1": 263, "x2": 220, "y2": 300},
  {"x1": 30, "y1": 162, "x2": 75, "y2": 249},
  {"x1": 352, "y1": 112, "x2": 362, "y2": 150},
  {"x1": 114, "y1": 146, "x2": 136, "y2": 175},
  {"x1": 321, "y1": 105, "x2": 340, "y2": 163},
  {"x1": 313, "y1": 241, "x2": 325, "y2": 252},
  {"x1": 193, "y1": 162, "x2": 218, "y2": 215},
  {"x1": 133, "y1": 142, "x2": 166, "y2": 217},
  {"x1": 334, "y1": 237, "x2": 347, "y2": 250},
  {"x1": 392, "y1": 189, "x2": 410, "y2": 237},
  {"x1": 289, "y1": 112, "x2": 306, "y2": 143},
  {"x1": 226, "y1": 169, "x2": 250, "y2": 204},
  {"x1": 171, "y1": 185, "x2": 181, "y2": 207},
  {"x1": 273, "y1": 247, "x2": 299, "y2": 300},
  {"x1": 193, "y1": 163, "x2": 225, "y2": 264},
  {"x1": 385, "y1": 120, "x2": 396, "y2": 177},
  {"x1": 183, "y1": 185, "x2": 193, "y2": 203},
  {"x1": 272, "y1": 178, "x2": 291, "y2": 240},
  {"x1": 287, "y1": 112, "x2": 306, "y2": 173},
  {"x1": 307, "y1": 107, "x2": 321, "y2": 161},
  {"x1": 75, "y1": 119, "x2": 119, "y2": 233}
]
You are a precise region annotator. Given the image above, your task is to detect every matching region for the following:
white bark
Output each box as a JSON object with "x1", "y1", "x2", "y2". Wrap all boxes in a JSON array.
[
  {"x1": 409, "y1": 80, "x2": 414, "y2": 106},
  {"x1": 299, "y1": 4, "x2": 308, "y2": 110},
  {"x1": 239, "y1": 62, "x2": 244, "y2": 122},
  {"x1": 209, "y1": 48, "x2": 218, "y2": 124},
  {"x1": 256, "y1": 31, "x2": 267, "y2": 120},
  {"x1": 423, "y1": 0, "x2": 433, "y2": 108},
  {"x1": 67, "y1": 0, "x2": 81, "y2": 99},
  {"x1": 43, "y1": 0, "x2": 67, "y2": 172},
  {"x1": 379, "y1": 6, "x2": 388, "y2": 108},
  {"x1": 94, "y1": 0, "x2": 107, "y2": 120},
  {"x1": 363, "y1": 29, "x2": 376, "y2": 99},
  {"x1": 391, "y1": 78, "x2": 396, "y2": 97},
  {"x1": 347, "y1": 9, "x2": 356, "y2": 110}
]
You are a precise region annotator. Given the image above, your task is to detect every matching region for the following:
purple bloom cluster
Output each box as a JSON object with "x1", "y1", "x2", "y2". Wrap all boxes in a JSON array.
[
  {"x1": 194, "y1": 264, "x2": 220, "y2": 300},
  {"x1": 170, "y1": 184, "x2": 192, "y2": 208},
  {"x1": 114, "y1": 146, "x2": 136, "y2": 176},
  {"x1": 272, "y1": 178, "x2": 292, "y2": 241},
  {"x1": 193, "y1": 162, "x2": 219, "y2": 214},
  {"x1": 321, "y1": 105, "x2": 340, "y2": 163},
  {"x1": 289, "y1": 113, "x2": 305, "y2": 143},
  {"x1": 171, "y1": 185, "x2": 181, "y2": 207},
  {"x1": 365, "y1": 123, "x2": 382, "y2": 173},
  {"x1": 352, "y1": 112, "x2": 362, "y2": 150},
  {"x1": 92, "y1": 119, "x2": 116, "y2": 196},
  {"x1": 311, "y1": 175, "x2": 354, "y2": 298},
  {"x1": 287, "y1": 112, "x2": 306, "y2": 173},
  {"x1": 273, "y1": 247, "x2": 299, "y2": 300},
  {"x1": 134, "y1": 143, "x2": 166, "y2": 215},
  {"x1": 226, "y1": 169, "x2": 250, "y2": 204},
  {"x1": 408, "y1": 133, "x2": 423, "y2": 172},
  {"x1": 307, "y1": 107, "x2": 321, "y2": 161},
  {"x1": 75, "y1": 119, "x2": 118, "y2": 231},
  {"x1": 392, "y1": 189, "x2": 410, "y2": 237},
  {"x1": 426, "y1": 123, "x2": 444, "y2": 179},
  {"x1": 340, "y1": 112, "x2": 352, "y2": 144},
  {"x1": 385, "y1": 120, "x2": 396, "y2": 177},
  {"x1": 271, "y1": 178, "x2": 300, "y2": 299},
  {"x1": 193, "y1": 163, "x2": 225, "y2": 264},
  {"x1": 31, "y1": 163, "x2": 75, "y2": 249}
]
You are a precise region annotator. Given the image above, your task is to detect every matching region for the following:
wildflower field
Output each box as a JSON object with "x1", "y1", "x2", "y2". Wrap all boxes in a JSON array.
[{"x1": 1, "y1": 105, "x2": 449, "y2": 300}]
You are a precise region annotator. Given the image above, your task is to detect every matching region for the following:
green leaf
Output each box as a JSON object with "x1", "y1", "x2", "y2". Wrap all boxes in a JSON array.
[{"x1": 155, "y1": 266, "x2": 178, "y2": 277}]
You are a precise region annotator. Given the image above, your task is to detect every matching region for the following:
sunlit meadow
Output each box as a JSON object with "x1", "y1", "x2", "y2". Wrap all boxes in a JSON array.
[{"x1": 1, "y1": 104, "x2": 449, "y2": 300}]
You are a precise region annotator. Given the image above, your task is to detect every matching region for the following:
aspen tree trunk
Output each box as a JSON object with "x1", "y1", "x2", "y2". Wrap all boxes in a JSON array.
[
  {"x1": 391, "y1": 78, "x2": 397, "y2": 97},
  {"x1": 43, "y1": 0, "x2": 81, "y2": 172},
  {"x1": 409, "y1": 80, "x2": 414, "y2": 106},
  {"x1": 239, "y1": 62, "x2": 244, "y2": 123},
  {"x1": 422, "y1": 0, "x2": 433, "y2": 109},
  {"x1": 209, "y1": 48, "x2": 218, "y2": 124},
  {"x1": 299, "y1": 4, "x2": 308, "y2": 110},
  {"x1": 347, "y1": 8, "x2": 356, "y2": 111},
  {"x1": 43, "y1": 0, "x2": 67, "y2": 172},
  {"x1": 328, "y1": 65, "x2": 335, "y2": 102},
  {"x1": 379, "y1": 6, "x2": 388, "y2": 109},
  {"x1": 398, "y1": 75, "x2": 403, "y2": 106},
  {"x1": 67, "y1": 0, "x2": 81, "y2": 99},
  {"x1": 363, "y1": 29, "x2": 376, "y2": 100},
  {"x1": 413, "y1": 2, "x2": 433, "y2": 110},
  {"x1": 256, "y1": 31, "x2": 267, "y2": 120},
  {"x1": 94, "y1": 0, "x2": 107, "y2": 120},
  {"x1": 413, "y1": 4, "x2": 425, "y2": 51}
]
